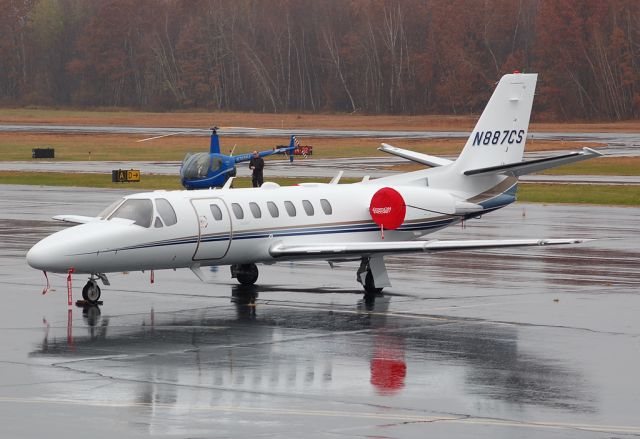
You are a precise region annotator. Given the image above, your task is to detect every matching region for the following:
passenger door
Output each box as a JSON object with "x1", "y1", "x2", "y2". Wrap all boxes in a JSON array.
[{"x1": 191, "y1": 198, "x2": 232, "y2": 260}]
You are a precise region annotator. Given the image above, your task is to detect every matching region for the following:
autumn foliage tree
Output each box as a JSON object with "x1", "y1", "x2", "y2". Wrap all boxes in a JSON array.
[{"x1": 1, "y1": 0, "x2": 640, "y2": 120}]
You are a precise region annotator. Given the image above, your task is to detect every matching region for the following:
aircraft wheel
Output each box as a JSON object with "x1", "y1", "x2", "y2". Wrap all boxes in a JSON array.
[
  {"x1": 363, "y1": 271, "x2": 383, "y2": 296},
  {"x1": 236, "y1": 264, "x2": 259, "y2": 286},
  {"x1": 82, "y1": 280, "x2": 101, "y2": 304}
]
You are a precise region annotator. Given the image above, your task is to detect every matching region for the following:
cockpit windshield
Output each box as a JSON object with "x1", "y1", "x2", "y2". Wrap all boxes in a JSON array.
[
  {"x1": 107, "y1": 199, "x2": 153, "y2": 227},
  {"x1": 181, "y1": 153, "x2": 223, "y2": 180},
  {"x1": 98, "y1": 198, "x2": 124, "y2": 219}
]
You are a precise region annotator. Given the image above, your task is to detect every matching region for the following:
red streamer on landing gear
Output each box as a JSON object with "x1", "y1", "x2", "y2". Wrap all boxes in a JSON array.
[
  {"x1": 41, "y1": 271, "x2": 50, "y2": 295},
  {"x1": 67, "y1": 308, "x2": 73, "y2": 348},
  {"x1": 66, "y1": 268, "x2": 74, "y2": 307}
]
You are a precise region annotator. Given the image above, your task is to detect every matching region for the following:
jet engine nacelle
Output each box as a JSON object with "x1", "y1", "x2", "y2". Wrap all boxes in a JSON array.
[{"x1": 369, "y1": 186, "x2": 481, "y2": 229}]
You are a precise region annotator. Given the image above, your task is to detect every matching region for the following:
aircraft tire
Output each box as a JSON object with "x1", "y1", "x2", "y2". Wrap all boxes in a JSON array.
[
  {"x1": 363, "y1": 271, "x2": 383, "y2": 296},
  {"x1": 236, "y1": 264, "x2": 259, "y2": 286},
  {"x1": 83, "y1": 280, "x2": 101, "y2": 304}
]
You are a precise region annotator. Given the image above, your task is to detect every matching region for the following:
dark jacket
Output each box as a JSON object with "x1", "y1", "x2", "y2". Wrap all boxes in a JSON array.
[{"x1": 249, "y1": 156, "x2": 264, "y2": 175}]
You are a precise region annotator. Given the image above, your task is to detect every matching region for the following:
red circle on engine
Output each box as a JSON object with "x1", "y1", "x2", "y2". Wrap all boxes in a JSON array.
[{"x1": 369, "y1": 187, "x2": 406, "y2": 230}]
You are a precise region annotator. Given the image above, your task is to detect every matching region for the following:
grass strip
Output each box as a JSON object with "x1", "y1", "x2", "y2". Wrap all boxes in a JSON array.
[
  {"x1": 540, "y1": 157, "x2": 640, "y2": 176},
  {"x1": 517, "y1": 183, "x2": 640, "y2": 206},
  {"x1": 0, "y1": 171, "x2": 638, "y2": 206},
  {"x1": 0, "y1": 171, "x2": 357, "y2": 190}
]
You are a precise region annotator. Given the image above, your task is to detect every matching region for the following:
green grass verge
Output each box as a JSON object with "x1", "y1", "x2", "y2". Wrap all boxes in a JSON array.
[
  {"x1": 517, "y1": 183, "x2": 640, "y2": 206},
  {"x1": 540, "y1": 157, "x2": 640, "y2": 176},
  {"x1": 0, "y1": 171, "x2": 638, "y2": 206}
]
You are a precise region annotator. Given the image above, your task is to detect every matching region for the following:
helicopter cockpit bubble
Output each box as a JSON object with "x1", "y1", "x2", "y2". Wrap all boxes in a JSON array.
[{"x1": 181, "y1": 152, "x2": 211, "y2": 180}]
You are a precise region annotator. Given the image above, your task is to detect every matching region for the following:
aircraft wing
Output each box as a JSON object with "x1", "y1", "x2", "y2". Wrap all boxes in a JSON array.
[
  {"x1": 269, "y1": 238, "x2": 590, "y2": 259},
  {"x1": 379, "y1": 143, "x2": 453, "y2": 167},
  {"x1": 52, "y1": 215, "x2": 97, "y2": 224}
]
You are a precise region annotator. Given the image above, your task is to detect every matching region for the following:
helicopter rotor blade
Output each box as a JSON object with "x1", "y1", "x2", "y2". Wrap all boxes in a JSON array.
[{"x1": 137, "y1": 129, "x2": 210, "y2": 143}]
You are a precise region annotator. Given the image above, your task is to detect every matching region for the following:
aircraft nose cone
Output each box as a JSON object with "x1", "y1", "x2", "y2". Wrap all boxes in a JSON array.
[{"x1": 26, "y1": 240, "x2": 52, "y2": 271}]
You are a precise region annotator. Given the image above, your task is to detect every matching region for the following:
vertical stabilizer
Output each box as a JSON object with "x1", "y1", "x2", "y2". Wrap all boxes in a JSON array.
[{"x1": 454, "y1": 73, "x2": 537, "y2": 172}]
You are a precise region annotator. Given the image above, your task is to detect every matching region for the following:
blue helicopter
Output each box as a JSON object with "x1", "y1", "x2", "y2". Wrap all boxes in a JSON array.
[{"x1": 179, "y1": 127, "x2": 298, "y2": 190}]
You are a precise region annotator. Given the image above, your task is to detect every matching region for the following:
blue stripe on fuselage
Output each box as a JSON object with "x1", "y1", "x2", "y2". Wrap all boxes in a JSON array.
[{"x1": 85, "y1": 217, "x2": 457, "y2": 255}]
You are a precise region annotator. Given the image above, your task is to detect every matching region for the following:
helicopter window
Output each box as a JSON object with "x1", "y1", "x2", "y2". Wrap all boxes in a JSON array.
[
  {"x1": 249, "y1": 202, "x2": 262, "y2": 218},
  {"x1": 210, "y1": 157, "x2": 223, "y2": 172},
  {"x1": 182, "y1": 153, "x2": 211, "y2": 180},
  {"x1": 98, "y1": 198, "x2": 125, "y2": 219},
  {"x1": 284, "y1": 201, "x2": 296, "y2": 217},
  {"x1": 320, "y1": 199, "x2": 332, "y2": 215},
  {"x1": 232, "y1": 203, "x2": 244, "y2": 220},
  {"x1": 302, "y1": 200, "x2": 314, "y2": 216},
  {"x1": 154, "y1": 217, "x2": 163, "y2": 228},
  {"x1": 109, "y1": 199, "x2": 153, "y2": 228},
  {"x1": 210, "y1": 204, "x2": 223, "y2": 221},
  {"x1": 155, "y1": 198, "x2": 177, "y2": 226},
  {"x1": 267, "y1": 201, "x2": 279, "y2": 217}
]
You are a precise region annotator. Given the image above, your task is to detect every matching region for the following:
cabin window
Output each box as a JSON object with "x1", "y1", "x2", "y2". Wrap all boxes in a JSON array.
[
  {"x1": 109, "y1": 199, "x2": 153, "y2": 228},
  {"x1": 249, "y1": 202, "x2": 262, "y2": 218},
  {"x1": 284, "y1": 201, "x2": 296, "y2": 217},
  {"x1": 267, "y1": 201, "x2": 279, "y2": 218},
  {"x1": 156, "y1": 198, "x2": 177, "y2": 226},
  {"x1": 154, "y1": 217, "x2": 163, "y2": 228},
  {"x1": 320, "y1": 199, "x2": 332, "y2": 215},
  {"x1": 210, "y1": 204, "x2": 223, "y2": 221},
  {"x1": 98, "y1": 198, "x2": 124, "y2": 219},
  {"x1": 232, "y1": 203, "x2": 244, "y2": 219},
  {"x1": 302, "y1": 200, "x2": 314, "y2": 216}
]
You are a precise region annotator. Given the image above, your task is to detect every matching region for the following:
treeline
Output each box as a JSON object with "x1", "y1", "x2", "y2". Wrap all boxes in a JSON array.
[{"x1": 1, "y1": 0, "x2": 639, "y2": 120}]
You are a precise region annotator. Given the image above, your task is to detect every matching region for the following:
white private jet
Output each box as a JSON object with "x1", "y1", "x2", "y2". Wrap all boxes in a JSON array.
[{"x1": 27, "y1": 73, "x2": 601, "y2": 303}]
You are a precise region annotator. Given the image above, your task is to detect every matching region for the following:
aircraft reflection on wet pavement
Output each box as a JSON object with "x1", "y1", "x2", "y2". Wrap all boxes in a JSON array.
[{"x1": 32, "y1": 287, "x2": 592, "y2": 412}]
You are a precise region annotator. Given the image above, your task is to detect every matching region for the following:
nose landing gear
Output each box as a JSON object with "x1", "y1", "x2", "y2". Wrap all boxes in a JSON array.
[
  {"x1": 80, "y1": 273, "x2": 109, "y2": 305},
  {"x1": 82, "y1": 278, "x2": 101, "y2": 304}
]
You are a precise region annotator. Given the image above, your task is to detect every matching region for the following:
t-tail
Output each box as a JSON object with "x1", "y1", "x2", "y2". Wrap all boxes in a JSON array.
[
  {"x1": 377, "y1": 72, "x2": 601, "y2": 209},
  {"x1": 453, "y1": 73, "x2": 537, "y2": 173},
  {"x1": 451, "y1": 72, "x2": 601, "y2": 179}
]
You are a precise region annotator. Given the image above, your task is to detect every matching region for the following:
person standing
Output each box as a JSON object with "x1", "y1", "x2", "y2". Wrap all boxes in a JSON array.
[{"x1": 249, "y1": 151, "x2": 265, "y2": 187}]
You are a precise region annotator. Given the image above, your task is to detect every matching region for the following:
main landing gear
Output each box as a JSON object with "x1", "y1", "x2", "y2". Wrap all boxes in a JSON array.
[
  {"x1": 231, "y1": 263, "x2": 259, "y2": 286},
  {"x1": 357, "y1": 256, "x2": 391, "y2": 296}
]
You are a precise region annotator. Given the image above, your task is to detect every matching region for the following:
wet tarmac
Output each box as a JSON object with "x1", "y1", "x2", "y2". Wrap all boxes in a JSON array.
[{"x1": 1, "y1": 184, "x2": 640, "y2": 438}]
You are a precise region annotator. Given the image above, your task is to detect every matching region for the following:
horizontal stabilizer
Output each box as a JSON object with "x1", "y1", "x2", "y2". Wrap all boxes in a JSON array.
[
  {"x1": 464, "y1": 147, "x2": 603, "y2": 177},
  {"x1": 379, "y1": 143, "x2": 453, "y2": 167},
  {"x1": 52, "y1": 215, "x2": 96, "y2": 224},
  {"x1": 270, "y1": 238, "x2": 591, "y2": 259}
]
